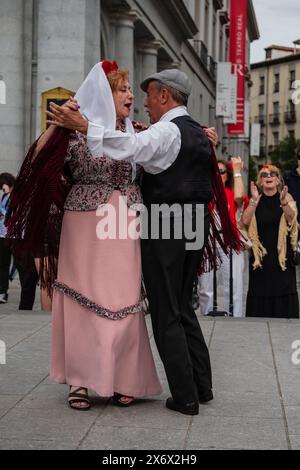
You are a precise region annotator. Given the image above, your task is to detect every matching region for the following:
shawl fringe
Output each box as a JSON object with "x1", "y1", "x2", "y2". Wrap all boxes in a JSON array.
[
  {"x1": 199, "y1": 143, "x2": 243, "y2": 274},
  {"x1": 6, "y1": 127, "x2": 72, "y2": 297}
]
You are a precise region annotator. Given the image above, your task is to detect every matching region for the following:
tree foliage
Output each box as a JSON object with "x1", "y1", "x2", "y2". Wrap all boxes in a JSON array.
[
  {"x1": 270, "y1": 136, "x2": 300, "y2": 172},
  {"x1": 248, "y1": 155, "x2": 258, "y2": 191}
]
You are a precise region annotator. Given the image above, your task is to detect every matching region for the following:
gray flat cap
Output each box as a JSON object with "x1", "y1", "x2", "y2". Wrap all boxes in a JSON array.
[{"x1": 140, "y1": 69, "x2": 192, "y2": 97}]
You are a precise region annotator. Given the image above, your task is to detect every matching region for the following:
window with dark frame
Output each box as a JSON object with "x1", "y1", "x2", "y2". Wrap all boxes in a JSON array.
[
  {"x1": 259, "y1": 76, "x2": 265, "y2": 95},
  {"x1": 274, "y1": 73, "x2": 280, "y2": 93}
]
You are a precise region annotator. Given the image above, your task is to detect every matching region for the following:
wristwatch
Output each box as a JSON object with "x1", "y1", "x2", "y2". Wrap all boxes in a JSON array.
[{"x1": 234, "y1": 173, "x2": 242, "y2": 177}]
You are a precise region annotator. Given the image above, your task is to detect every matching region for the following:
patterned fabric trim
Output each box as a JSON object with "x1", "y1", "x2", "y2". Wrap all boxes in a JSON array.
[{"x1": 53, "y1": 281, "x2": 146, "y2": 321}]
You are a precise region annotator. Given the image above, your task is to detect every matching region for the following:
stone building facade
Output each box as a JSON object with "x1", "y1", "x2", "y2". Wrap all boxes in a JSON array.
[
  {"x1": 0, "y1": 0, "x2": 259, "y2": 175},
  {"x1": 251, "y1": 45, "x2": 300, "y2": 164}
]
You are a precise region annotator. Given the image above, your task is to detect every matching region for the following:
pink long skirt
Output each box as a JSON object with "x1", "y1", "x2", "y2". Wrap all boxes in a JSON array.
[{"x1": 50, "y1": 191, "x2": 162, "y2": 398}]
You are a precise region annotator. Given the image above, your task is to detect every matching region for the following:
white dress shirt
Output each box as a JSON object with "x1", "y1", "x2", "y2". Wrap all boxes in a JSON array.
[{"x1": 87, "y1": 106, "x2": 189, "y2": 175}]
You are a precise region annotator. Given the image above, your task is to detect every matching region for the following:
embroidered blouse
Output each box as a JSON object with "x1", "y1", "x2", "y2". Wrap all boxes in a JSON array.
[{"x1": 64, "y1": 131, "x2": 143, "y2": 212}]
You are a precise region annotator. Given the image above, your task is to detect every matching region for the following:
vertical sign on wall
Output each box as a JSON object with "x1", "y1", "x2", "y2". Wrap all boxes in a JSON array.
[
  {"x1": 250, "y1": 123, "x2": 261, "y2": 157},
  {"x1": 216, "y1": 62, "x2": 237, "y2": 123},
  {"x1": 227, "y1": 0, "x2": 247, "y2": 136}
]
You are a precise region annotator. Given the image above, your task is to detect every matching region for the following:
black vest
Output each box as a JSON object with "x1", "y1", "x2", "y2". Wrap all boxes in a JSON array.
[{"x1": 142, "y1": 115, "x2": 213, "y2": 206}]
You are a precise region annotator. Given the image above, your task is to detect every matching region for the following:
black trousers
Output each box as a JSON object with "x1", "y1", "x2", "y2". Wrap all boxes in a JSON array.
[
  {"x1": 0, "y1": 238, "x2": 11, "y2": 294},
  {"x1": 141, "y1": 207, "x2": 212, "y2": 405},
  {"x1": 0, "y1": 239, "x2": 38, "y2": 309},
  {"x1": 15, "y1": 255, "x2": 38, "y2": 310}
]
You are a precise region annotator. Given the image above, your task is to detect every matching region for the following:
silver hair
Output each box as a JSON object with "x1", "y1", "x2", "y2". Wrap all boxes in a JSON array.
[{"x1": 155, "y1": 81, "x2": 188, "y2": 107}]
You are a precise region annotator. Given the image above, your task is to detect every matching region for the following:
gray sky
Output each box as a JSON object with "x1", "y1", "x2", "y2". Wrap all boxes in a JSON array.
[{"x1": 251, "y1": 0, "x2": 300, "y2": 64}]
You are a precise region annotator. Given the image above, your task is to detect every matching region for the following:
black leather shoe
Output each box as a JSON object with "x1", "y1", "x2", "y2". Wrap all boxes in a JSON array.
[
  {"x1": 166, "y1": 397, "x2": 199, "y2": 415},
  {"x1": 198, "y1": 390, "x2": 214, "y2": 403}
]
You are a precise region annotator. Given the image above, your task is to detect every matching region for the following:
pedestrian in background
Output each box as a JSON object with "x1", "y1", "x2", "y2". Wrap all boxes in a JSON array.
[
  {"x1": 0, "y1": 173, "x2": 15, "y2": 303},
  {"x1": 198, "y1": 157, "x2": 249, "y2": 317},
  {"x1": 243, "y1": 165, "x2": 299, "y2": 318},
  {"x1": 283, "y1": 146, "x2": 300, "y2": 223},
  {"x1": 0, "y1": 172, "x2": 38, "y2": 309}
]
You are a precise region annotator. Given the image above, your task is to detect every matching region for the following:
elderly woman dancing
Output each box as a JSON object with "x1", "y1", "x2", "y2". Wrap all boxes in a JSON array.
[{"x1": 7, "y1": 61, "x2": 163, "y2": 410}]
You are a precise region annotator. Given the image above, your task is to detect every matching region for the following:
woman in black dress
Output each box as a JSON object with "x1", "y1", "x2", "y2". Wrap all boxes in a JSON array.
[{"x1": 243, "y1": 165, "x2": 299, "y2": 318}]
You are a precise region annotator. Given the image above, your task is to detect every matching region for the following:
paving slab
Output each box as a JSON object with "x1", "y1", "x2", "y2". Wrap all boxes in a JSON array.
[
  {"x1": 79, "y1": 425, "x2": 187, "y2": 451},
  {"x1": 186, "y1": 416, "x2": 288, "y2": 450},
  {"x1": 0, "y1": 395, "x2": 23, "y2": 419},
  {"x1": 196, "y1": 390, "x2": 283, "y2": 419},
  {"x1": 290, "y1": 435, "x2": 300, "y2": 450},
  {"x1": 95, "y1": 399, "x2": 191, "y2": 431},
  {"x1": 0, "y1": 438, "x2": 78, "y2": 450},
  {"x1": 284, "y1": 407, "x2": 300, "y2": 435},
  {"x1": 0, "y1": 406, "x2": 104, "y2": 442}
]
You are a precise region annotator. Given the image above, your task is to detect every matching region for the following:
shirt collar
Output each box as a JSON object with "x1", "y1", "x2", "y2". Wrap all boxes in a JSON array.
[{"x1": 159, "y1": 106, "x2": 189, "y2": 123}]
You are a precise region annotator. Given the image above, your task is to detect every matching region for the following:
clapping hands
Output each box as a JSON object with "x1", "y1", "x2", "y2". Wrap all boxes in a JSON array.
[
  {"x1": 280, "y1": 185, "x2": 289, "y2": 206},
  {"x1": 250, "y1": 181, "x2": 261, "y2": 203}
]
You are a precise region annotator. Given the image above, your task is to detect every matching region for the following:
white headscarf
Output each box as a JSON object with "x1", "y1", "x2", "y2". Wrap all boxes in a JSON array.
[{"x1": 74, "y1": 62, "x2": 134, "y2": 134}]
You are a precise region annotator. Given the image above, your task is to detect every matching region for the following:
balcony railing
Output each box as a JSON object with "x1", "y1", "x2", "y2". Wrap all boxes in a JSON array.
[
  {"x1": 194, "y1": 40, "x2": 208, "y2": 68},
  {"x1": 208, "y1": 56, "x2": 217, "y2": 81},
  {"x1": 269, "y1": 113, "x2": 280, "y2": 125},
  {"x1": 254, "y1": 115, "x2": 266, "y2": 126},
  {"x1": 285, "y1": 111, "x2": 297, "y2": 123},
  {"x1": 219, "y1": 10, "x2": 229, "y2": 26}
]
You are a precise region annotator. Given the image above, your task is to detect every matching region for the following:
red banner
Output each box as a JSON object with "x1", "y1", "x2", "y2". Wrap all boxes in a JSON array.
[{"x1": 227, "y1": 0, "x2": 247, "y2": 136}]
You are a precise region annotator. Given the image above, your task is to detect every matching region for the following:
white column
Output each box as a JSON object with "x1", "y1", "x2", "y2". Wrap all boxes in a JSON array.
[
  {"x1": 199, "y1": 0, "x2": 206, "y2": 42},
  {"x1": 0, "y1": 0, "x2": 24, "y2": 174},
  {"x1": 215, "y1": 13, "x2": 221, "y2": 62},
  {"x1": 136, "y1": 41, "x2": 160, "y2": 123},
  {"x1": 208, "y1": 0, "x2": 214, "y2": 56},
  {"x1": 139, "y1": 43, "x2": 159, "y2": 79},
  {"x1": 36, "y1": 0, "x2": 101, "y2": 136},
  {"x1": 110, "y1": 12, "x2": 138, "y2": 88}
]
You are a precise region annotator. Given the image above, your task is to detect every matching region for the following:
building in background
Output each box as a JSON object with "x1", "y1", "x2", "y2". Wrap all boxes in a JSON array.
[
  {"x1": 250, "y1": 42, "x2": 300, "y2": 165},
  {"x1": 0, "y1": 0, "x2": 259, "y2": 175}
]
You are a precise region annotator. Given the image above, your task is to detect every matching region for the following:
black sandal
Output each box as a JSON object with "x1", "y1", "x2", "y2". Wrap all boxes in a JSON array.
[
  {"x1": 112, "y1": 393, "x2": 135, "y2": 407},
  {"x1": 68, "y1": 387, "x2": 91, "y2": 411}
]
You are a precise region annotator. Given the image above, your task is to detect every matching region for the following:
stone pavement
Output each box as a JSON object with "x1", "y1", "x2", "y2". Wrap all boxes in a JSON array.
[{"x1": 0, "y1": 280, "x2": 300, "y2": 450}]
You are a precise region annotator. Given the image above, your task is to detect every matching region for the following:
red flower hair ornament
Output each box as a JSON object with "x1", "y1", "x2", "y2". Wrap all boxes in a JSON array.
[{"x1": 102, "y1": 60, "x2": 119, "y2": 76}]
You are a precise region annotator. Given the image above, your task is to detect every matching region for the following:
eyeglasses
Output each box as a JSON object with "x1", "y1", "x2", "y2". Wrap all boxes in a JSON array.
[
  {"x1": 260, "y1": 171, "x2": 278, "y2": 178},
  {"x1": 219, "y1": 169, "x2": 227, "y2": 175}
]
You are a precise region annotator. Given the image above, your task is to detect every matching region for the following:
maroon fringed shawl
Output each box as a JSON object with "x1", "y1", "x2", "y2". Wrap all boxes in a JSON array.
[
  {"x1": 6, "y1": 126, "x2": 72, "y2": 296},
  {"x1": 199, "y1": 141, "x2": 242, "y2": 274}
]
